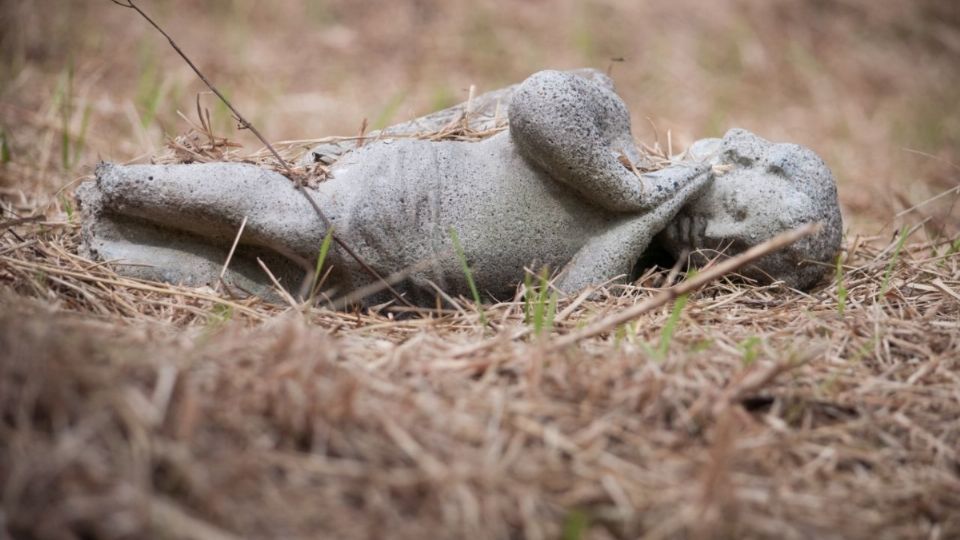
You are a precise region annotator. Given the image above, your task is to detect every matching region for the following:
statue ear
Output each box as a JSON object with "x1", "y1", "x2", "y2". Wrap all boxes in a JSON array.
[
  {"x1": 683, "y1": 138, "x2": 722, "y2": 164},
  {"x1": 567, "y1": 67, "x2": 617, "y2": 92},
  {"x1": 719, "y1": 128, "x2": 773, "y2": 167},
  {"x1": 762, "y1": 142, "x2": 833, "y2": 188}
]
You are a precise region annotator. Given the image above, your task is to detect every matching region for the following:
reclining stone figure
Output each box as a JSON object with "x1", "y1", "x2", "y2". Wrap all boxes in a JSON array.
[{"x1": 78, "y1": 70, "x2": 842, "y2": 305}]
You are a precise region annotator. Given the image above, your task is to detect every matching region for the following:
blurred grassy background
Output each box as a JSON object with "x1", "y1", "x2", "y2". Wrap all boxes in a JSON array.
[{"x1": 1, "y1": 0, "x2": 958, "y2": 236}]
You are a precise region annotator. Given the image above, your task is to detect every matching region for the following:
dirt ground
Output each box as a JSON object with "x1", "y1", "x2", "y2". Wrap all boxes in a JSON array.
[{"x1": 1, "y1": 1, "x2": 959, "y2": 539}]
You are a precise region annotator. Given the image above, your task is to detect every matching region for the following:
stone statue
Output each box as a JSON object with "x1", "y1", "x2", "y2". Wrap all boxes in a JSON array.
[{"x1": 78, "y1": 70, "x2": 842, "y2": 305}]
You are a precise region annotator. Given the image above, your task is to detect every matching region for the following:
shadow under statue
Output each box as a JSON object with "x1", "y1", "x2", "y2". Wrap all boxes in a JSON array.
[{"x1": 78, "y1": 70, "x2": 843, "y2": 306}]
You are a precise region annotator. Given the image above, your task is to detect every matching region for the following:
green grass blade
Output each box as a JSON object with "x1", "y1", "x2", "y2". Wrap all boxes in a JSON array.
[
  {"x1": 945, "y1": 235, "x2": 960, "y2": 256},
  {"x1": 0, "y1": 129, "x2": 11, "y2": 164},
  {"x1": 75, "y1": 104, "x2": 92, "y2": 160},
  {"x1": 545, "y1": 290, "x2": 558, "y2": 333},
  {"x1": 739, "y1": 336, "x2": 762, "y2": 366},
  {"x1": 533, "y1": 270, "x2": 547, "y2": 334},
  {"x1": 310, "y1": 228, "x2": 335, "y2": 298},
  {"x1": 656, "y1": 293, "x2": 688, "y2": 359},
  {"x1": 529, "y1": 267, "x2": 556, "y2": 336},
  {"x1": 61, "y1": 60, "x2": 75, "y2": 169},
  {"x1": 61, "y1": 130, "x2": 70, "y2": 170},
  {"x1": 449, "y1": 228, "x2": 486, "y2": 326},
  {"x1": 136, "y1": 45, "x2": 162, "y2": 128},
  {"x1": 60, "y1": 194, "x2": 74, "y2": 222},
  {"x1": 372, "y1": 91, "x2": 407, "y2": 130},
  {"x1": 562, "y1": 509, "x2": 589, "y2": 540},
  {"x1": 835, "y1": 254, "x2": 847, "y2": 315},
  {"x1": 878, "y1": 225, "x2": 910, "y2": 299},
  {"x1": 523, "y1": 270, "x2": 534, "y2": 325}
]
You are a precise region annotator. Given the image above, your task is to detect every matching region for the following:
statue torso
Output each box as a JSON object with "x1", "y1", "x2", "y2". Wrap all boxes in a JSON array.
[{"x1": 316, "y1": 132, "x2": 617, "y2": 299}]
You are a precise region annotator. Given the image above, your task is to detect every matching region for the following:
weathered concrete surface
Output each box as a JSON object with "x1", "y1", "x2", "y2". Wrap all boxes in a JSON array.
[
  {"x1": 78, "y1": 163, "x2": 310, "y2": 297},
  {"x1": 658, "y1": 128, "x2": 843, "y2": 290},
  {"x1": 78, "y1": 70, "x2": 842, "y2": 305}
]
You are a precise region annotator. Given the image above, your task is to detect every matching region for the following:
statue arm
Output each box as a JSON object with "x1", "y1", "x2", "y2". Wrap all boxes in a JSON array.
[
  {"x1": 378, "y1": 68, "x2": 615, "y2": 136},
  {"x1": 509, "y1": 70, "x2": 699, "y2": 213},
  {"x1": 302, "y1": 68, "x2": 614, "y2": 165},
  {"x1": 556, "y1": 164, "x2": 713, "y2": 292}
]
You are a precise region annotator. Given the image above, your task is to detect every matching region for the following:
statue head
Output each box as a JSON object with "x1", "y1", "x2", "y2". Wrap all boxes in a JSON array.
[{"x1": 658, "y1": 129, "x2": 843, "y2": 290}]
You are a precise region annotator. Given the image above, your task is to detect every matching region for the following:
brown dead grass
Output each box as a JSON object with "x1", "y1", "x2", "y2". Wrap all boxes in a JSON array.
[
  {"x1": 2, "y1": 0, "x2": 960, "y2": 539},
  {"x1": 2, "y1": 204, "x2": 959, "y2": 539}
]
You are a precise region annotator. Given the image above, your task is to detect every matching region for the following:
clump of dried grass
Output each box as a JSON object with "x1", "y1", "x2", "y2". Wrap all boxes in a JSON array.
[
  {"x1": 2, "y1": 178, "x2": 959, "y2": 539},
  {"x1": 150, "y1": 108, "x2": 518, "y2": 189}
]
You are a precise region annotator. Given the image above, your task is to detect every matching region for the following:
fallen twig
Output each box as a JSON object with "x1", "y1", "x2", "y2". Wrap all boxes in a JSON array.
[
  {"x1": 547, "y1": 222, "x2": 821, "y2": 350},
  {"x1": 109, "y1": 0, "x2": 415, "y2": 308},
  {"x1": 216, "y1": 216, "x2": 247, "y2": 294},
  {"x1": 108, "y1": 1, "x2": 289, "y2": 175},
  {"x1": 0, "y1": 215, "x2": 45, "y2": 231}
]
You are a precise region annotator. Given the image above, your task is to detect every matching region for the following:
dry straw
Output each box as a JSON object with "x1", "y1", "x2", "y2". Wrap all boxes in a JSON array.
[
  {"x1": 1, "y1": 126, "x2": 959, "y2": 537},
  {"x1": 2, "y1": 15, "x2": 959, "y2": 529}
]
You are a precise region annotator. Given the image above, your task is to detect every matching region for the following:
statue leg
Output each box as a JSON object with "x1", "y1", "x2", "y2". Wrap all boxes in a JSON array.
[
  {"x1": 91, "y1": 162, "x2": 326, "y2": 259},
  {"x1": 78, "y1": 162, "x2": 331, "y2": 296}
]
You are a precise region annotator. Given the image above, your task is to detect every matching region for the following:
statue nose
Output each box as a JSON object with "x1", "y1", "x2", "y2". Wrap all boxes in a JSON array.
[{"x1": 703, "y1": 216, "x2": 744, "y2": 244}]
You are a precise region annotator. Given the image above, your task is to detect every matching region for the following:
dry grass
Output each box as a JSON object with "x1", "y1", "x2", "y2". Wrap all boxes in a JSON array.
[
  {"x1": 2, "y1": 0, "x2": 960, "y2": 539},
  {"x1": 2, "y1": 205, "x2": 959, "y2": 539}
]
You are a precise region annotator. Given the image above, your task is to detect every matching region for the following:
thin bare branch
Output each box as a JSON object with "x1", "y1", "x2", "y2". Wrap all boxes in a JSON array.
[
  {"x1": 548, "y1": 222, "x2": 821, "y2": 350},
  {"x1": 111, "y1": 0, "x2": 415, "y2": 308}
]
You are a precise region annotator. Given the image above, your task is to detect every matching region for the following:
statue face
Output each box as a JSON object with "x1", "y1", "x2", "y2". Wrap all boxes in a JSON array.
[
  {"x1": 659, "y1": 130, "x2": 827, "y2": 275},
  {"x1": 661, "y1": 166, "x2": 815, "y2": 258}
]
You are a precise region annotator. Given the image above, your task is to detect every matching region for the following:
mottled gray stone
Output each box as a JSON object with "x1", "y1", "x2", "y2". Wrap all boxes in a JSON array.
[
  {"x1": 78, "y1": 70, "x2": 842, "y2": 305},
  {"x1": 78, "y1": 162, "x2": 310, "y2": 298},
  {"x1": 658, "y1": 128, "x2": 843, "y2": 290}
]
